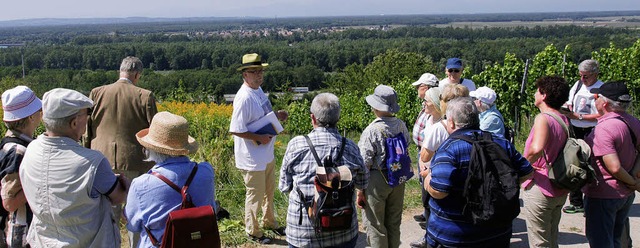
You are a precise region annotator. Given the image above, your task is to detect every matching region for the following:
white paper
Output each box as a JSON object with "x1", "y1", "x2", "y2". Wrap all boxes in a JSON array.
[{"x1": 247, "y1": 111, "x2": 284, "y2": 134}]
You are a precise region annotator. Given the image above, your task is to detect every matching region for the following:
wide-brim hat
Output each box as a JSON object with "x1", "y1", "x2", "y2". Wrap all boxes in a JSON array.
[
  {"x1": 2, "y1": 86, "x2": 42, "y2": 122},
  {"x1": 237, "y1": 53, "x2": 269, "y2": 71},
  {"x1": 366, "y1": 85, "x2": 400, "y2": 113},
  {"x1": 136, "y1": 111, "x2": 199, "y2": 156}
]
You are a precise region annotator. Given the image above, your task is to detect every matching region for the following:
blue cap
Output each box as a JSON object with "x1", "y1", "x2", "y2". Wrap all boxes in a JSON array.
[{"x1": 446, "y1": 58, "x2": 463, "y2": 69}]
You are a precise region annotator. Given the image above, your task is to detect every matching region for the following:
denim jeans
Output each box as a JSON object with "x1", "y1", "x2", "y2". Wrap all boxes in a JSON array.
[{"x1": 585, "y1": 194, "x2": 635, "y2": 248}]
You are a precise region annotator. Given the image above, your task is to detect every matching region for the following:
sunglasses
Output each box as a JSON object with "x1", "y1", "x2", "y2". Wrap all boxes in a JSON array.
[{"x1": 447, "y1": 69, "x2": 461, "y2": 73}]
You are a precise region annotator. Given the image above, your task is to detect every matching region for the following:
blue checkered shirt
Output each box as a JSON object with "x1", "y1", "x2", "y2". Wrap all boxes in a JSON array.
[{"x1": 279, "y1": 127, "x2": 369, "y2": 248}]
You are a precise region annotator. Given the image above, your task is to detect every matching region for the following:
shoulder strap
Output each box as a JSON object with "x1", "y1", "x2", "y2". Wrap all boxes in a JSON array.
[
  {"x1": 303, "y1": 135, "x2": 346, "y2": 167},
  {"x1": 614, "y1": 116, "x2": 637, "y2": 147},
  {"x1": 0, "y1": 137, "x2": 29, "y2": 149},
  {"x1": 144, "y1": 163, "x2": 199, "y2": 246},
  {"x1": 571, "y1": 80, "x2": 583, "y2": 102},
  {"x1": 542, "y1": 112, "x2": 574, "y2": 138}
]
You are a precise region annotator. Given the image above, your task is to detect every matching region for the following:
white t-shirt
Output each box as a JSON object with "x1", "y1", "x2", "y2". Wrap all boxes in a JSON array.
[
  {"x1": 421, "y1": 120, "x2": 449, "y2": 152},
  {"x1": 438, "y1": 78, "x2": 477, "y2": 92},
  {"x1": 565, "y1": 80, "x2": 603, "y2": 128},
  {"x1": 229, "y1": 84, "x2": 275, "y2": 171}
]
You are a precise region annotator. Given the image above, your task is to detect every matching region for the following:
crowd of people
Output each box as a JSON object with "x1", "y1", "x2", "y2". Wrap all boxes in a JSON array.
[{"x1": 0, "y1": 53, "x2": 638, "y2": 248}]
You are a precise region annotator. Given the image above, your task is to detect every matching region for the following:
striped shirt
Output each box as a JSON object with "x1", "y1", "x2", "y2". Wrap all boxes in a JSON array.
[
  {"x1": 279, "y1": 127, "x2": 369, "y2": 248},
  {"x1": 412, "y1": 108, "x2": 429, "y2": 146}
]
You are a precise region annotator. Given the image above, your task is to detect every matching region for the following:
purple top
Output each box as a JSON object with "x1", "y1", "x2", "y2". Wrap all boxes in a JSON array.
[
  {"x1": 522, "y1": 112, "x2": 571, "y2": 197},
  {"x1": 583, "y1": 112, "x2": 640, "y2": 199}
]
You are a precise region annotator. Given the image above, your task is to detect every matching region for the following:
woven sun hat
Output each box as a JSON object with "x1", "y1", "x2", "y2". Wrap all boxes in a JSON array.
[
  {"x1": 2, "y1": 86, "x2": 42, "y2": 122},
  {"x1": 237, "y1": 53, "x2": 269, "y2": 71},
  {"x1": 136, "y1": 111, "x2": 199, "y2": 156},
  {"x1": 366, "y1": 85, "x2": 400, "y2": 113}
]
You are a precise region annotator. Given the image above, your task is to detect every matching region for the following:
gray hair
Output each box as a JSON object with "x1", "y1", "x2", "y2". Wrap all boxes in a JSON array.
[
  {"x1": 446, "y1": 97, "x2": 479, "y2": 129},
  {"x1": 578, "y1": 59, "x2": 599, "y2": 74},
  {"x1": 600, "y1": 94, "x2": 630, "y2": 112},
  {"x1": 42, "y1": 112, "x2": 80, "y2": 134},
  {"x1": 310, "y1": 93, "x2": 340, "y2": 128},
  {"x1": 144, "y1": 149, "x2": 175, "y2": 164},
  {"x1": 476, "y1": 100, "x2": 493, "y2": 112},
  {"x1": 120, "y1": 56, "x2": 144, "y2": 74}
]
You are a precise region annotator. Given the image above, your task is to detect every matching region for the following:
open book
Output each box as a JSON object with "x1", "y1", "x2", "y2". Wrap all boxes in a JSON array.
[{"x1": 247, "y1": 111, "x2": 284, "y2": 144}]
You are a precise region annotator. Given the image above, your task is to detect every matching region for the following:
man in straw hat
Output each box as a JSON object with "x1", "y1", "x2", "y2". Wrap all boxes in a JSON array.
[
  {"x1": 230, "y1": 53, "x2": 287, "y2": 244},
  {"x1": 19, "y1": 88, "x2": 129, "y2": 248},
  {"x1": 85, "y1": 56, "x2": 157, "y2": 247},
  {"x1": 358, "y1": 85, "x2": 410, "y2": 248},
  {"x1": 125, "y1": 111, "x2": 217, "y2": 248},
  {"x1": 0, "y1": 85, "x2": 42, "y2": 247},
  {"x1": 279, "y1": 93, "x2": 369, "y2": 248}
]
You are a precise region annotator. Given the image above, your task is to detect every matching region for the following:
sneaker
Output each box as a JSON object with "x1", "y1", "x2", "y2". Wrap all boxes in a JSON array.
[
  {"x1": 248, "y1": 235, "x2": 272, "y2": 244},
  {"x1": 413, "y1": 214, "x2": 427, "y2": 222},
  {"x1": 562, "y1": 205, "x2": 584, "y2": 214},
  {"x1": 410, "y1": 238, "x2": 428, "y2": 248},
  {"x1": 272, "y1": 226, "x2": 286, "y2": 236},
  {"x1": 419, "y1": 222, "x2": 426, "y2": 230}
]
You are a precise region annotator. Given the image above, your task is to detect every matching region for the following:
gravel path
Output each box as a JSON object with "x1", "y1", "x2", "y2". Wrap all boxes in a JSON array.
[{"x1": 256, "y1": 191, "x2": 640, "y2": 248}]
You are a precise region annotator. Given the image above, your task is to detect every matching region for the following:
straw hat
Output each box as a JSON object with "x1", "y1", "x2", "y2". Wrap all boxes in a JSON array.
[
  {"x1": 237, "y1": 53, "x2": 269, "y2": 71},
  {"x1": 136, "y1": 112, "x2": 198, "y2": 156}
]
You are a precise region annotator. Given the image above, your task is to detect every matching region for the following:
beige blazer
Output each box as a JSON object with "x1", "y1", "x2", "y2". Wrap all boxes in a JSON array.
[{"x1": 85, "y1": 80, "x2": 157, "y2": 172}]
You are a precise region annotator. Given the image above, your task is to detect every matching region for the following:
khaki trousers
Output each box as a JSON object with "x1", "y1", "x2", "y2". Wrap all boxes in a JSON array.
[
  {"x1": 241, "y1": 160, "x2": 278, "y2": 237},
  {"x1": 523, "y1": 184, "x2": 567, "y2": 248},
  {"x1": 363, "y1": 171, "x2": 405, "y2": 248}
]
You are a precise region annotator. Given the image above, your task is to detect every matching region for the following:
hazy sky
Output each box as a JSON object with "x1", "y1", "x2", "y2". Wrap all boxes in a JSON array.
[{"x1": 2, "y1": 0, "x2": 639, "y2": 21}]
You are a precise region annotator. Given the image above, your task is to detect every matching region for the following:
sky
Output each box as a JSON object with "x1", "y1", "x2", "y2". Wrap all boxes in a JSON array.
[{"x1": 2, "y1": 0, "x2": 640, "y2": 21}]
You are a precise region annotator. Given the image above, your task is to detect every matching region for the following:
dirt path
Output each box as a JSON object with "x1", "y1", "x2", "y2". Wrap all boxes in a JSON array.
[{"x1": 256, "y1": 191, "x2": 640, "y2": 248}]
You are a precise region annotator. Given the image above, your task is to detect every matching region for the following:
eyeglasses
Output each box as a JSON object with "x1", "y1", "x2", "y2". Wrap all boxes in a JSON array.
[
  {"x1": 580, "y1": 73, "x2": 595, "y2": 79},
  {"x1": 246, "y1": 69, "x2": 264, "y2": 74},
  {"x1": 447, "y1": 69, "x2": 461, "y2": 73}
]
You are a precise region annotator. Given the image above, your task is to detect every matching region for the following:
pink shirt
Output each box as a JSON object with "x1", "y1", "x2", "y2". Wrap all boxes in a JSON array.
[
  {"x1": 522, "y1": 112, "x2": 571, "y2": 197},
  {"x1": 583, "y1": 112, "x2": 640, "y2": 199}
]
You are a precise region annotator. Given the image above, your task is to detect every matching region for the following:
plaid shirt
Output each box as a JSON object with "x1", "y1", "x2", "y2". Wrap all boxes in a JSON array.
[
  {"x1": 412, "y1": 108, "x2": 429, "y2": 146},
  {"x1": 279, "y1": 127, "x2": 369, "y2": 248}
]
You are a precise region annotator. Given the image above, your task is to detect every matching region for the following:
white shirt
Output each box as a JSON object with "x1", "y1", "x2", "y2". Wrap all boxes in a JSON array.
[
  {"x1": 439, "y1": 78, "x2": 477, "y2": 92},
  {"x1": 229, "y1": 84, "x2": 275, "y2": 171},
  {"x1": 566, "y1": 80, "x2": 603, "y2": 128},
  {"x1": 421, "y1": 120, "x2": 449, "y2": 152}
]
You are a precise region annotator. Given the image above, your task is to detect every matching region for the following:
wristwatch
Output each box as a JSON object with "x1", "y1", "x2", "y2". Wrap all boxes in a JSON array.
[{"x1": 578, "y1": 114, "x2": 584, "y2": 120}]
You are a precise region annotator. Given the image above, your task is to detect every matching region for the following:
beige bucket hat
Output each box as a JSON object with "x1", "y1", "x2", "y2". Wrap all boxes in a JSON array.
[{"x1": 136, "y1": 111, "x2": 198, "y2": 156}]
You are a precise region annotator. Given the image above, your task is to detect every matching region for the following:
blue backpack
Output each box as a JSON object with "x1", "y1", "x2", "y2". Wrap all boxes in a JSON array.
[{"x1": 381, "y1": 133, "x2": 414, "y2": 187}]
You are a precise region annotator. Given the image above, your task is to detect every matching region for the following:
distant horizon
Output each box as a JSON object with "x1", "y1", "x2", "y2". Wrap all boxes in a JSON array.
[
  {"x1": 2, "y1": 0, "x2": 640, "y2": 22},
  {"x1": 1, "y1": 9, "x2": 639, "y2": 24}
]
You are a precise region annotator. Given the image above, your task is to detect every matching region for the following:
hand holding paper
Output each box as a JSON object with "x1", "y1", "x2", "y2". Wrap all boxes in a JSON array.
[{"x1": 248, "y1": 111, "x2": 284, "y2": 144}]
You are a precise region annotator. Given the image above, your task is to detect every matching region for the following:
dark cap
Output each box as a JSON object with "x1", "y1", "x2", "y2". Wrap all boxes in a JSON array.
[
  {"x1": 446, "y1": 58, "x2": 463, "y2": 69},
  {"x1": 590, "y1": 82, "x2": 631, "y2": 102}
]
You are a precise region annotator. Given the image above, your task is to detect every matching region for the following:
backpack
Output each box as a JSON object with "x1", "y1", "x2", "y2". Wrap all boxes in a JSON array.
[
  {"x1": 542, "y1": 113, "x2": 594, "y2": 192},
  {"x1": 380, "y1": 132, "x2": 414, "y2": 187},
  {"x1": 296, "y1": 136, "x2": 354, "y2": 233},
  {"x1": 0, "y1": 137, "x2": 31, "y2": 231},
  {"x1": 144, "y1": 164, "x2": 221, "y2": 248},
  {"x1": 452, "y1": 131, "x2": 521, "y2": 227}
]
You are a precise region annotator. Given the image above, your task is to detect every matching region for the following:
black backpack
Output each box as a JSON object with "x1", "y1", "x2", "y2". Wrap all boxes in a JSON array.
[
  {"x1": 296, "y1": 136, "x2": 354, "y2": 233},
  {"x1": 0, "y1": 137, "x2": 31, "y2": 231},
  {"x1": 452, "y1": 131, "x2": 520, "y2": 227}
]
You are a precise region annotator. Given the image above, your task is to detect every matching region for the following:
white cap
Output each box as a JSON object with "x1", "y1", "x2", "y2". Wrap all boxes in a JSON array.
[
  {"x1": 411, "y1": 73, "x2": 439, "y2": 87},
  {"x1": 2, "y1": 86, "x2": 42, "y2": 122},
  {"x1": 42, "y1": 88, "x2": 94, "y2": 119},
  {"x1": 469, "y1": 86, "x2": 497, "y2": 105}
]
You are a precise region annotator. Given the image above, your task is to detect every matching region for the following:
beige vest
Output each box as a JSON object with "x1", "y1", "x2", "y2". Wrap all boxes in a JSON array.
[{"x1": 19, "y1": 135, "x2": 120, "y2": 248}]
